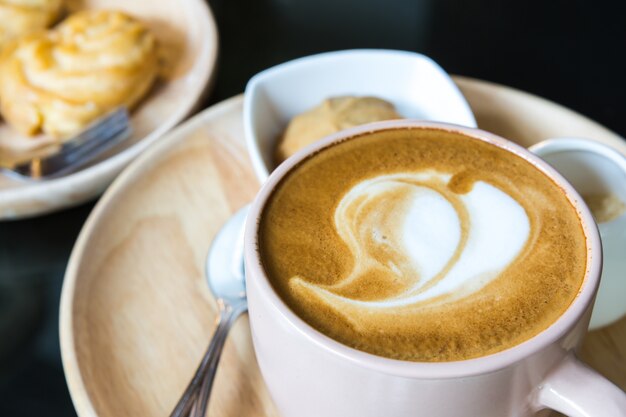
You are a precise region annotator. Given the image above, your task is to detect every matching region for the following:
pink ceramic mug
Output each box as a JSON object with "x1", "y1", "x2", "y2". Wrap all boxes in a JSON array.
[{"x1": 244, "y1": 120, "x2": 626, "y2": 417}]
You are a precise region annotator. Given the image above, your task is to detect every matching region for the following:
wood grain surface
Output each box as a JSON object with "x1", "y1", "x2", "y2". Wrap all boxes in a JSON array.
[{"x1": 60, "y1": 78, "x2": 626, "y2": 417}]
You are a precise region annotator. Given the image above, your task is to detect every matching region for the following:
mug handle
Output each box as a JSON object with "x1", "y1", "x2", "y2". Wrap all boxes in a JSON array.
[{"x1": 532, "y1": 354, "x2": 626, "y2": 416}]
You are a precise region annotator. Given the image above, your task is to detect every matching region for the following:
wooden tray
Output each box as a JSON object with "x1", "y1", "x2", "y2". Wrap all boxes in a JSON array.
[{"x1": 60, "y1": 77, "x2": 626, "y2": 417}]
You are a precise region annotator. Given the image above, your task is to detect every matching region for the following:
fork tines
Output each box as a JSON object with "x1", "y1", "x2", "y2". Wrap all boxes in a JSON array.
[{"x1": 8, "y1": 108, "x2": 132, "y2": 180}]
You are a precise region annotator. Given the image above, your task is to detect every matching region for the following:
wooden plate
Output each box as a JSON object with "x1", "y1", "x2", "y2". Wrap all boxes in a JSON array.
[
  {"x1": 60, "y1": 78, "x2": 626, "y2": 417},
  {"x1": 0, "y1": 0, "x2": 218, "y2": 220}
]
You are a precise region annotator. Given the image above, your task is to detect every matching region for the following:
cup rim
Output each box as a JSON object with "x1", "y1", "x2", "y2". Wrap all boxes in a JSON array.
[
  {"x1": 530, "y1": 137, "x2": 626, "y2": 172},
  {"x1": 244, "y1": 120, "x2": 602, "y2": 379}
]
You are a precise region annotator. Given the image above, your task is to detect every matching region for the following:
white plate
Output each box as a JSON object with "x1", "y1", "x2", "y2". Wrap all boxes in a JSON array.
[
  {"x1": 0, "y1": 0, "x2": 218, "y2": 219},
  {"x1": 244, "y1": 49, "x2": 477, "y2": 181}
]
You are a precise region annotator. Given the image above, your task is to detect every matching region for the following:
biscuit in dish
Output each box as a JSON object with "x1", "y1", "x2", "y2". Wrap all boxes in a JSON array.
[
  {"x1": 0, "y1": 0, "x2": 62, "y2": 48},
  {"x1": 275, "y1": 96, "x2": 401, "y2": 164},
  {"x1": 0, "y1": 10, "x2": 159, "y2": 139}
]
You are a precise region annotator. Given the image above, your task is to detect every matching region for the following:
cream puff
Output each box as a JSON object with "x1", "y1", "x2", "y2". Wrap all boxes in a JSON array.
[
  {"x1": 0, "y1": 0, "x2": 63, "y2": 48},
  {"x1": 0, "y1": 9, "x2": 159, "y2": 139}
]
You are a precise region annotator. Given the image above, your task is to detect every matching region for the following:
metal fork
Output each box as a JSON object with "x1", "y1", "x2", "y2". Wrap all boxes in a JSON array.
[{"x1": 3, "y1": 108, "x2": 132, "y2": 180}]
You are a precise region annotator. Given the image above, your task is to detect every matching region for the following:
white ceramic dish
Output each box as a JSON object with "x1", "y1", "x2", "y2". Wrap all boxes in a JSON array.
[
  {"x1": 530, "y1": 138, "x2": 626, "y2": 329},
  {"x1": 243, "y1": 49, "x2": 477, "y2": 182},
  {"x1": 0, "y1": 0, "x2": 218, "y2": 220}
]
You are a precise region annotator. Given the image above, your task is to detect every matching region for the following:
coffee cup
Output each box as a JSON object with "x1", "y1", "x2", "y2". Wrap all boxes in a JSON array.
[
  {"x1": 244, "y1": 120, "x2": 626, "y2": 417},
  {"x1": 530, "y1": 138, "x2": 626, "y2": 329}
]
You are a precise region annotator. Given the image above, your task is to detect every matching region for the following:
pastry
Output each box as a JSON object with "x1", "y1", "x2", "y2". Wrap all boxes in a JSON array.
[
  {"x1": 275, "y1": 96, "x2": 401, "y2": 163},
  {"x1": 0, "y1": 0, "x2": 62, "y2": 48},
  {"x1": 583, "y1": 193, "x2": 626, "y2": 223},
  {"x1": 0, "y1": 10, "x2": 159, "y2": 139}
]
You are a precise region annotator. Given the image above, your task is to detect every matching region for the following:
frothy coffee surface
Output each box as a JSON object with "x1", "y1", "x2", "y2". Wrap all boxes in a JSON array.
[{"x1": 259, "y1": 128, "x2": 587, "y2": 362}]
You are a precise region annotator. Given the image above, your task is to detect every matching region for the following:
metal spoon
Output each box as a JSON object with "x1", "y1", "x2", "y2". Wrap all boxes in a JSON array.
[{"x1": 170, "y1": 205, "x2": 249, "y2": 417}]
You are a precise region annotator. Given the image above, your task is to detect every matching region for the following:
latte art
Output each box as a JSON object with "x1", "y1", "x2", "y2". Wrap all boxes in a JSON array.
[
  {"x1": 259, "y1": 128, "x2": 587, "y2": 362},
  {"x1": 290, "y1": 172, "x2": 531, "y2": 322}
]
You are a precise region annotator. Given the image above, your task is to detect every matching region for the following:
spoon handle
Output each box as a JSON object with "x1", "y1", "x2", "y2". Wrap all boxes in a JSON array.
[
  {"x1": 190, "y1": 303, "x2": 247, "y2": 417},
  {"x1": 169, "y1": 300, "x2": 246, "y2": 417}
]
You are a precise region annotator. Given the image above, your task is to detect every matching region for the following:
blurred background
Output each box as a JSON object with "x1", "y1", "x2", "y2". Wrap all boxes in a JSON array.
[{"x1": 1, "y1": 0, "x2": 624, "y2": 415}]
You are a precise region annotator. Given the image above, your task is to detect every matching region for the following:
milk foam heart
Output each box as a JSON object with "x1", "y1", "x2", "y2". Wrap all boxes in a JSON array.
[{"x1": 290, "y1": 172, "x2": 530, "y2": 310}]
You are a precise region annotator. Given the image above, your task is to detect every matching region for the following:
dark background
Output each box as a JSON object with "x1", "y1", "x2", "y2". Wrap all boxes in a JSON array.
[{"x1": 1, "y1": 0, "x2": 624, "y2": 415}]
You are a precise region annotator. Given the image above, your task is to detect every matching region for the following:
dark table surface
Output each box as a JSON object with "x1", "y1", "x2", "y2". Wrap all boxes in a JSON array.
[{"x1": 1, "y1": 0, "x2": 624, "y2": 415}]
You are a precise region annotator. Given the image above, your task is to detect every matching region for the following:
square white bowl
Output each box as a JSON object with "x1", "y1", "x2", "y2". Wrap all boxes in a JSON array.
[{"x1": 244, "y1": 49, "x2": 477, "y2": 181}]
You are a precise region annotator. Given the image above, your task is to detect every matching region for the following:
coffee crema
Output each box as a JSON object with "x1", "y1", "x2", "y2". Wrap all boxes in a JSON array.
[{"x1": 258, "y1": 128, "x2": 587, "y2": 362}]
